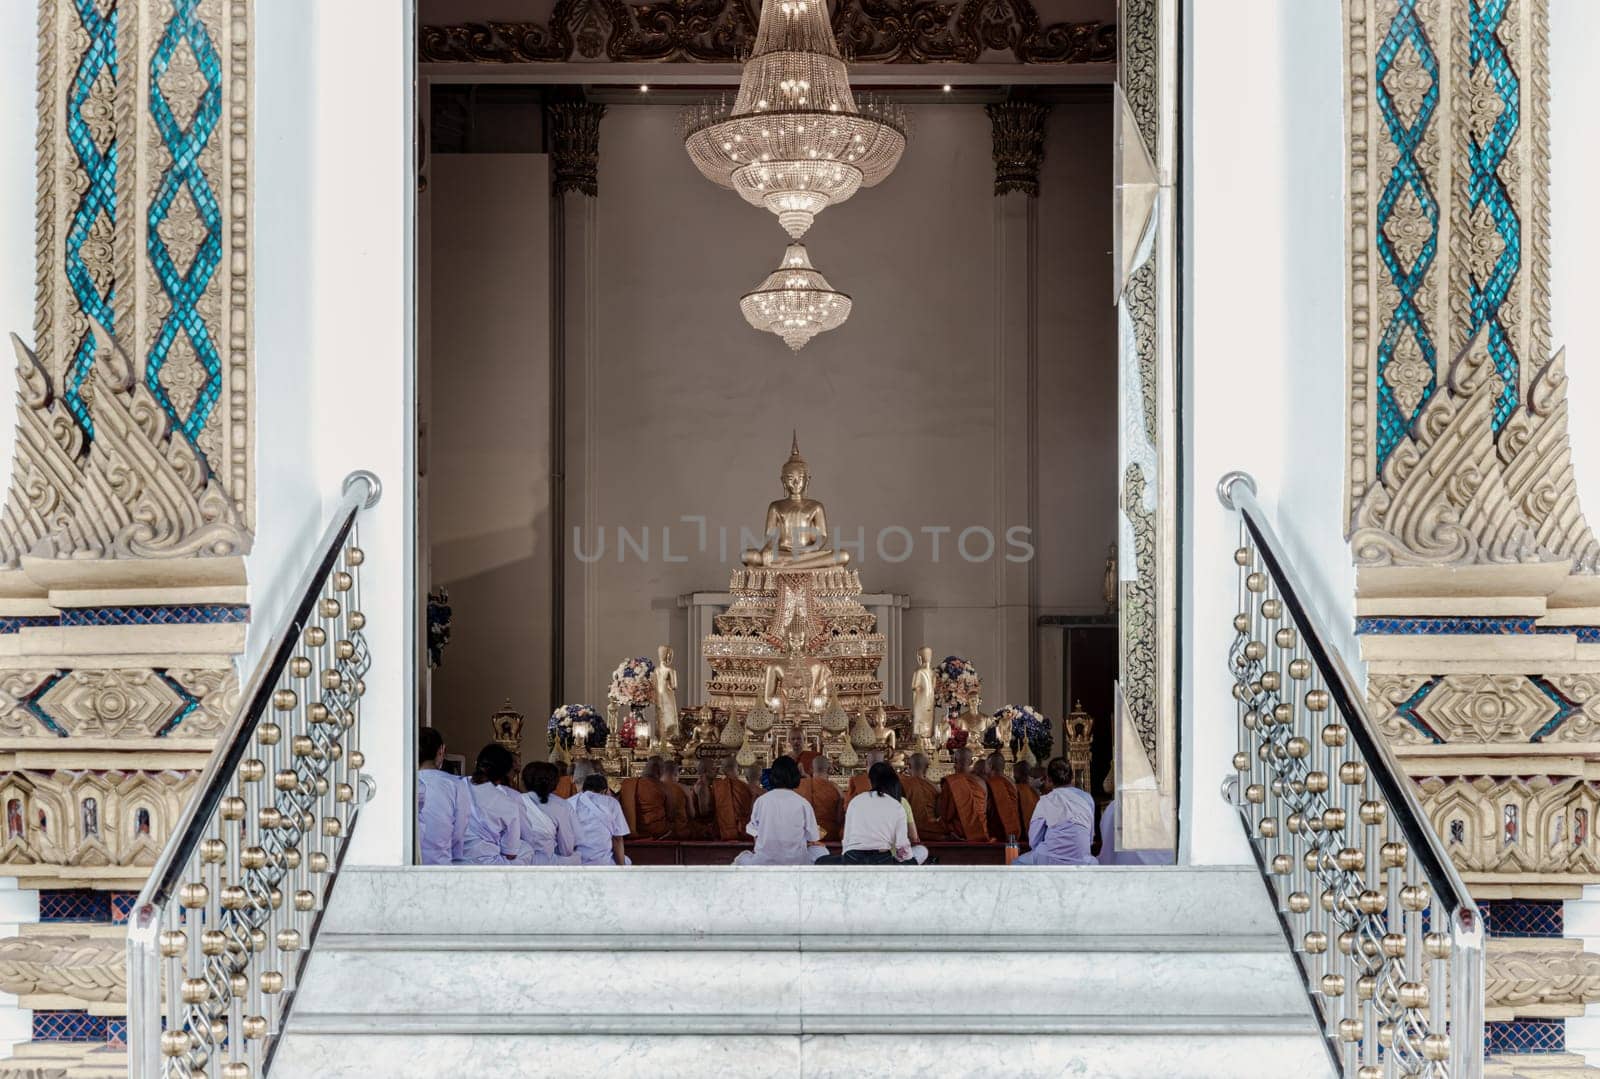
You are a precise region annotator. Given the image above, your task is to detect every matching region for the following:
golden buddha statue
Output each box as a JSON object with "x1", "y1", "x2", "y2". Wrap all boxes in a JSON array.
[{"x1": 742, "y1": 433, "x2": 850, "y2": 569}]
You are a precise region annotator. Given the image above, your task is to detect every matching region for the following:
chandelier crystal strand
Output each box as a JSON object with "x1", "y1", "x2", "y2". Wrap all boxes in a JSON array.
[
  {"x1": 683, "y1": 0, "x2": 906, "y2": 238},
  {"x1": 740, "y1": 242, "x2": 852, "y2": 351}
]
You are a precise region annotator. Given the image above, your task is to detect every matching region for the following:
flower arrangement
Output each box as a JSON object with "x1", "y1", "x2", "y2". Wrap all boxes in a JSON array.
[
  {"x1": 996, "y1": 704, "x2": 1052, "y2": 759},
  {"x1": 608, "y1": 656, "x2": 656, "y2": 710},
  {"x1": 944, "y1": 725, "x2": 970, "y2": 752},
  {"x1": 548, "y1": 703, "x2": 607, "y2": 752},
  {"x1": 934, "y1": 656, "x2": 981, "y2": 718}
]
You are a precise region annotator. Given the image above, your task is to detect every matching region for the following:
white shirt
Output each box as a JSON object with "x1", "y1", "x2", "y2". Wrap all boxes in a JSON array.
[
  {"x1": 1097, "y1": 799, "x2": 1175, "y2": 866},
  {"x1": 417, "y1": 769, "x2": 471, "y2": 865},
  {"x1": 743, "y1": 788, "x2": 821, "y2": 865},
  {"x1": 841, "y1": 791, "x2": 911, "y2": 858},
  {"x1": 1026, "y1": 787, "x2": 1096, "y2": 865},
  {"x1": 570, "y1": 790, "x2": 630, "y2": 865},
  {"x1": 522, "y1": 792, "x2": 580, "y2": 865},
  {"x1": 462, "y1": 782, "x2": 531, "y2": 865}
]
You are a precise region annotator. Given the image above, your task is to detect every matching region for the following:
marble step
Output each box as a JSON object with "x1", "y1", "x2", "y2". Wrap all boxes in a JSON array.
[
  {"x1": 0, "y1": 1041, "x2": 127, "y2": 1078},
  {"x1": 276, "y1": 864, "x2": 1328, "y2": 1077}
]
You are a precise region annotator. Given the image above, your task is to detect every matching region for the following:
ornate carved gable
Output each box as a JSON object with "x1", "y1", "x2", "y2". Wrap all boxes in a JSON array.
[{"x1": 419, "y1": 0, "x2": 1115, "y2": 65}]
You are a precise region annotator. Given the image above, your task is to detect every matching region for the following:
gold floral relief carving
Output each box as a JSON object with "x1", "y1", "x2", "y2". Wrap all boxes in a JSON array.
[
  {"x1": 1368, "y1": 673, "x2": 1431, "y2": 745},
  {"x1": 1351, "y1": 331, "x2": 1536, "y2": 566},
  {"x1": 32, "y1": 668, "x2": 183, "y2": 740},
  {"x1": 0, "y1": 670, "x2": 61, "y2": 738},
  {"x1": 1385, "y1": 330, "x2": 1432, "y2": 419},
  {"x1": 1412, "y1": 674, "x2": 1559, "y2": 744},
  {"x1": 1498, "y1": 349, "x2": 1600, "y2": 572}
]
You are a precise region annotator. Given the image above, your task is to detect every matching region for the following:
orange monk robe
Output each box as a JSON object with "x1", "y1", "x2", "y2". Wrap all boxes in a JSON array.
[
  {"x1": 796, "y1": 750, "x2": 820, "y2": 775},
  {"x1": 843, "y1": 773, "x2": 871, "y2": 813},
  {"x1": 554, "y1": 776, "x2": 577, "y2": 800},
  {"x1": 985, "y1": 772, "x2": 1024, "y2": 844},
  {"x1": 633, "y1": 775, "x2": 673, "y2": 839},
  {"x1": 797, "y1": 777, "x2": 843, "y2": 841},
  {"x1": 711, "y1": 776, "x2": 755, "y2": 841},
  {"x1": 900, "y1": 773, "x2": 950, "y2": 841},
  {"x1": 661, "y1": 781, "x2": 707, "y2": 839},
  {"x1": 617, "y1": 778, "x2": 641, "y2": 835},
  {"x1": 1016, "y1": 783, "x2": 1041, "y2": 842},
  {"x1": 940, "y1": 773, "x2": 991, "y2": 842}
]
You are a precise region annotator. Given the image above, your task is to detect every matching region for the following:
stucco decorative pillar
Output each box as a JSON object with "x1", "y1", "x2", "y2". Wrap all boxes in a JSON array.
[
  {"x1": 1345, "y1": 0, "x2": 1600, "y2": 1054},
  {"x1": 551, "y1": 98, "x2": 604, "y2": 712},
  {"x1": 986, "y1": 100, "x2": 1047, "y2": 710},
  {"x1": 0, "y1": 0, "x2": 254, "y2": 1060}
]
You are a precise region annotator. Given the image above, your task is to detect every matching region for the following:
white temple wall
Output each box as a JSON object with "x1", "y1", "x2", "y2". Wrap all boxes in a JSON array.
[
  {"x1": 1183, "y1": 0, "x2": 1352, "y2": 864},
  {"x1": 1550, "y1": 0, "x2": 1600, "y2": 1061}
]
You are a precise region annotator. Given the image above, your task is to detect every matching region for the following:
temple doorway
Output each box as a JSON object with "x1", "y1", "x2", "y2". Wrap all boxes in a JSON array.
[{"x1": 412, "y1": 0, "x2": 1176, "y2": 865}]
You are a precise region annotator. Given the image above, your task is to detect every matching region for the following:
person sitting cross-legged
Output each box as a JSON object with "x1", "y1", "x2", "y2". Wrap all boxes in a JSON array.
[
  {"x1": 1012, "y1": 757, "x2": 1096, "y2": 866},
  {"x1": 570, "y1": 773, "x2": 631, "y2": 865},
  {"x1": 521, "y1": 760, "x2": 580, "y2": 865},
  {"x1": 733, "y1": 755, "x2": 828, "y2": 865},
  {"x1": 816, "y1": 761, "x2": 917, "y2": 866},
  {"x1": 417, "y1": 726, "x2": 471, "y2": 865}
]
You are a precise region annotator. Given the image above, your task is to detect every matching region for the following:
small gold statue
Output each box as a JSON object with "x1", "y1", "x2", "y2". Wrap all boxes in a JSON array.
[
  {"x1": 1103, "y1": 543, "x2": 1119, "y2": 614},
  {"x1": 911, "y1": 647, "x2": 936, "y2": 746},
  {"x1": 871, "y1": 699, "x2": 896, "y2": 753},
  {"x1": 742, "y1": 433, "x2": 850, "y2": 569},
  {"x1": 654, "y1": 645, "x2": 680, "y2": 739}
]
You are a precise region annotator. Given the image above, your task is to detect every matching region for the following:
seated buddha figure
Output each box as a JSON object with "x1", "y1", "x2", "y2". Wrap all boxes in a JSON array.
[{"x1": 742, "y1": 434, "x2": 850, "y2": 570}]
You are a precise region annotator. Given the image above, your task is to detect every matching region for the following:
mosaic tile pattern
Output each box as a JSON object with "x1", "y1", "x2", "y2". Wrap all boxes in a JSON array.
[
  {"x1": 1464, "y1": 0, "x2": 1521, "y2": 430},
  {"x1": 110, "y1": 891, "x2": 138, "y2": 924},
  {"x1": 1529, "y1": 677, "x2": 1579, "y2": 742},
  {"x1": 1536, "y1": 625, "x2": 1600, "y2": 643},
  {"x1": 1482, "y1": 898, "x2": 1563, "y2": 938},
  {"x1": 0, "y1": 615, "x2": 63, "y2": 634},
  {"x1": 1487, "y1": 1018, "x2": 1564, "y2": 1055},
  {"x1": 37, "y1": 889, "x2": 112, "y2": 923},
  {"x1": 1372, "y1": 0, "x2": 1441, "y2": 468},
  {"x1": 63, "y1": 0, "x2": 120, "y2": 440},
  {"x1": 145, "y1": 0, "x2": 225, "y2": 451},
  {"x1": 60, "y1": 604, "x2": 250, "y2": 627},
  {"x1": 1395, "y1": 676, "x2": 1444, "y2": 743},
  {"x1": 105, "y1": 1017, "x2": 127, "y2": 1047},
  {"x1": 1355, "y1": 616, "x2": 1536, "y2": 635},
  {"x1": 33, "y1": 1011, "x2": 107, "y2": 1042}
]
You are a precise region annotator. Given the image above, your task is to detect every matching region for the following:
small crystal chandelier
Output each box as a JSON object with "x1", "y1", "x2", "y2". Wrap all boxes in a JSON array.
[
  {"x1": 683, "y1": 0, "x2": 906, "y2": 239},
  {"x1": 740, "y1": 242, "x2": 852, "y2": 351}
]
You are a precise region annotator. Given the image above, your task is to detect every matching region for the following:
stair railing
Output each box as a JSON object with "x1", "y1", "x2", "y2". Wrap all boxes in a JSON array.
[
  {"x1": 127, "y1": 471, "x2": 382, "y2": 1079},
  {"x1": 1218, "y1": 472, "x2": 1483, "y2": 1079}
]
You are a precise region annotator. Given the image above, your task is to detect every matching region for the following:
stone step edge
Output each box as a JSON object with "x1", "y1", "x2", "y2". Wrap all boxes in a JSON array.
[
  {"x1": 286, "y1": 1013, "x2": 1320, "y2": 1037},
  {"x1": 314, "y1": 931, "x2": 1284, "y2": 954}
]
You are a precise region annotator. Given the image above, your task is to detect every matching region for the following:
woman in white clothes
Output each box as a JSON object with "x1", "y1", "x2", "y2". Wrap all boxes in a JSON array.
[
  {"x1": 570, "y1": 773, "x2": 631, "y2": 865},
  {"x1": 416, "y1": 727, "x2": 471, "y2": 865},
  {"x1": 821, "y1": 761, "x2": 914, "y2": 865},
  {"x1": 461, "y1": 743, "x2": 535, "y2": 865},
  {"x1": 734, "y1": 755, "x2": 827, "y2": 866},
  {"x1": 521, "y1": 760, "x2": 580, "y2": 865}
]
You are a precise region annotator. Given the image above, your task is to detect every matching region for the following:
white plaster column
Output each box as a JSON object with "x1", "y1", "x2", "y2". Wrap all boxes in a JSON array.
[
  {"x1": 552, "y1": 101, "x2": 605, "y2": 710},
  {"x1": 989, "y1": 101, "x2": 1049, "y2": 710}
]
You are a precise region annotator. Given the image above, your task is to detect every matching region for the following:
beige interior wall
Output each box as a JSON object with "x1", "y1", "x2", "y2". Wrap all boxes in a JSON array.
[
  {"x1": 426, "y1": 153, "x2": 553, "y2": 762},
  {"x1": 422, "y1": 100, "x2": 1114, "y2": 747}
]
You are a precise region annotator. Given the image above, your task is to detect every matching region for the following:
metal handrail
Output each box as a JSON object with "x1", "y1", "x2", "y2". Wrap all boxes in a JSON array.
[
  {"x1": 1217, "y1": 471, "x2": 1483, "y2": 1079},
  {"x1": 127, "y1": 470, "x2": 381, "y2": 1078}
]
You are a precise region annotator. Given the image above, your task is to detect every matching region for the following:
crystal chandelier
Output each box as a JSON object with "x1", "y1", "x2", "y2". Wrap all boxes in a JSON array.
[
  {"x1": 683, "y1": 0, "x2": 906, "y2": 239},
  {"x1": 740, "y1": 242, "x2": 852, "y2": 351}
]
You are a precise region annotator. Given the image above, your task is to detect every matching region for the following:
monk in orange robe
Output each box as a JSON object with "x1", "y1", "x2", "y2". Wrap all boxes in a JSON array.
[
  {"x1": 711, "y1": 758, "x2": 755, "y2": 841},
  {"x1": 788, "y1": 729, "x2": 820, "y2": 777},
  {"x1": 617, "y1": 777, "x2": 641, "y2": 834},
  {"x1": 660, "y1": 759, "x2": 707, "y2": 839},
  {"x1": 900, "y1": 752, "x2": 950, "y2": 841},
  {"x1": 843, "y1": 749, "x2": 885, "y2": 812},
  {"x1": 1013, "y1": 760, "x2": 1040, "y2": 840},
  {"x1": 984, "y1": 751, "x2": 1023, "y2": 843},
  {"x1": 940, "y1": 748, "x2": 991, "y2": 842},
  {"x1": 631, "y1": 756, "x2": 673, "y2": 840},
  {"x1": 554, "y1": 760, "x2": 577, "y2": 800},
  {"x1": 797, "y1": 756, "x2": 844, "y2": 841}
]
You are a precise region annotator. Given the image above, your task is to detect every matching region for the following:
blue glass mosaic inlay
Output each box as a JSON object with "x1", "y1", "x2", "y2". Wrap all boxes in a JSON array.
[
  {"x1": 33, "y1": 1010, "x2": 107, "y2": 1042},
  {"x1": 1465, "y1": 0, "x2": 1521, "y2": 430},
  {"x1": 1372, "y1": 0, "x2": 1441, "y2": 469},
  {"x1": 1483, "y1": 898, "x2": 1563, "y2": 938},
  {"x1": 38, "y1": 889, "x2": 111, "y2": 923},
  {"x1": 145, "y1": 0, "x2": 225, "y2": 458},
  {"x1": 63, "y1": 0, "x2": 119, "y2": 441},
  {"x1": 1355, "y1": 616, "x2": 1535, "y2": 636},
  {"x1": 0, "y1": 615, "x2": 63, "y2": 635},
  {"x1": 60, "y1": 604, "x2": 250, "y2": 627},
  {"x1": 1394, "y1": 677, "x2": 1444, "y2": 743},
  {"x1": 1487, "y1": 1018, "x2": 1564, "y2": 1055}
]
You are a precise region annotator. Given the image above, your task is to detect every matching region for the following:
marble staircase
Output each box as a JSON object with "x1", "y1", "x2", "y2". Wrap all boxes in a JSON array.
[{"x1": 277, "y1": 864, "x2": 1329, "y2": 1078}]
